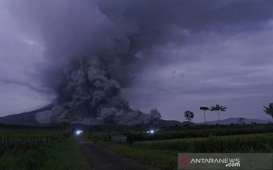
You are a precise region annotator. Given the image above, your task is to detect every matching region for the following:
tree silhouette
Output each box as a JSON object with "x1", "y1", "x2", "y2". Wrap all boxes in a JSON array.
[
  {"x1": 211, "y1": 104, "x2": 227, "y2": 122},
  {"x1": 200, "y1": 106, "x2": 210, "y2": 123},
  {"x1": 184, "y1": 110, "x2": 194, "y2": 122},
  {"x1": 219, "y1": 105, "x2": 227, "y2": 122},
  {"x1": 264, "y1": 103, "x2": 273, "y2": 119},
  {"x1": 210, "y1": 105, "x2": 220, "y2": 121}
]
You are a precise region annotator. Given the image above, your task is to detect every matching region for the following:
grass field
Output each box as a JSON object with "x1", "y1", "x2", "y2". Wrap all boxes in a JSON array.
[
  {"x1": 2, "y1": 124, "x2": 273, "y2": 170},
  {"x1": 125, "y1": 124, "x2": 273, "y2": 141},
  {"x1": 0, "y1": 126, "x2": 89, "y2": 170},
  {"x1": 88, "y1": 124, "x2": 273, "y2": 142},
  {"x1": 95, "y1": 132, "x2": 273, "y2": 170}
]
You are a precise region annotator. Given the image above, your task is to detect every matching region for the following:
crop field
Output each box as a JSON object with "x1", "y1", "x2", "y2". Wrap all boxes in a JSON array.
[
  {"x1": 1, "y1": 124, "x2": 273, "y2": 170},
  {"x1": 134, "y1": 133, "x2": 273, "y2": 152},
  {"x1": 0, "y1": 125, "x2": 89, "y2": 170},
  {"x1": 89, "y1": 126, "x2": 273, "y2": 170},
  {"x1": 128, "y1": 124, "x2": 273, "y2": 141}
]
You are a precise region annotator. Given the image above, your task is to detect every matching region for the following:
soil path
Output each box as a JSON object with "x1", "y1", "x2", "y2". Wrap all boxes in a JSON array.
[{"x1": 80, "y1": 140, "x2": 159, "y2": 170}]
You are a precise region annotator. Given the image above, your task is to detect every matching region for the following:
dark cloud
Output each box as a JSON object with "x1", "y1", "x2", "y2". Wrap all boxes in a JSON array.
[
  {"x1": 126, "y1": 27, "x2": 273, "y2": 121},
  {"x1": 5, "y1": 0, "x2": 273, "y2": 88},
  {"x1": 0, "y1": 0, "x2": 273, "y2": 119}
]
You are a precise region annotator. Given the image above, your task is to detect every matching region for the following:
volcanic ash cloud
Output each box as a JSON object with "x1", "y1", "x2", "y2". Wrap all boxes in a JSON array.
[{"x1": 37, "y1": 58, "x2": 161, "y2": 126}]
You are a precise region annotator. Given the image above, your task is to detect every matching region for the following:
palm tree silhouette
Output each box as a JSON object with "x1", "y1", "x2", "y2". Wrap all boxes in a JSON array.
[
  {"x1": 211, "y1": 104, "x2": 227, "y2": 122},
  {"x1": 200, "y1": 106, "x2": 210, "y2": 123},
  {"x1": 219, "y1": 105, "x2": 227, "y2": 120}
]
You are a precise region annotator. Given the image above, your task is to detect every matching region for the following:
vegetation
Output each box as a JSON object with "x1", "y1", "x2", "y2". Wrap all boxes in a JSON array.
[
  {"x1": 0, "y1": 126, "x2": 89, "y2": 170},
  {"x1": 211, "y1": 104, "x2": 227, "y2": 122},
  {"x1": 87, "y1": 123, "x2": 273, "y2": 170},
  {"x1": 200, "y1": 106, "x2": 210, "y2": 123},
  {"x1": 184, "y1": 110, "x2": 194, "y2": 122},
  {"x1": 98, "y1": 142, "x2": 177, "y2": 170},
  {"x1": 96, "y1": 133, "x2": 273, "y2": 170},
  {"x1": 134, "y1": 133, "x2": 273, "y2": 152},
  {"x1": 264, "y1": 103, "x2": 273, "y2": 119},
  {"x1": 91, "y1": 124, "x2": 273, "y2": 142}
]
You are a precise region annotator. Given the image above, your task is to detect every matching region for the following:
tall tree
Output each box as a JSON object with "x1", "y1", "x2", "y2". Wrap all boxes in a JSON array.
[
  {"x1": 184, "y1": 110, "x2": 194, "y2": 122},
  {"x1": 264, "y1": 103, "x2": 273, "y2": 119},
  {"x1": 211, "y1": 105, "x2": 220, "y2": 121},
  {"x1": 219, "y1": 105, "x2": 227, "y2": 119},
  {"x1": 211, "y1": 104, "x2": 227, "y2": 122},
  {"x1": 200, "y1": 106, "x2": 210, "y2": 123}
]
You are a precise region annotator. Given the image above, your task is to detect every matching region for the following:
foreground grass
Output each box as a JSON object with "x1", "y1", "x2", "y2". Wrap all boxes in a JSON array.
[
  {"x1": 135, "y1": 132, "x2": 273, "y2": 152},
  {"x1": 0, "y1": 127, "x2": 89, "y2": 170},
  {"x1": 88, "y1": 124, "x2": 273, "y2": 142},
  {"x1": 98, "y1": 133, "x2": 273, "y2": 170},
  {"x1": 99, "y1": 142, "x2": 177, "y2": 170}
]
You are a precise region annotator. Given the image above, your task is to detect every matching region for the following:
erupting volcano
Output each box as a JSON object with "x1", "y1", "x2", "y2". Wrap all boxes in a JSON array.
[{"x1": 47, "y1": 58, "x2": 161, "y2": 126}]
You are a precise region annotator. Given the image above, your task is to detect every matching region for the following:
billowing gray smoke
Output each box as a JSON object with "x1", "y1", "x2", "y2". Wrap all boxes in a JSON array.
[
  {"x1": 11, "y1": 0, "x2": 273, "y2": 89},
  {"x1": 48, "y1": 58, "x2": 161, "y2": 125},
  {"x1": 7, "y1": 0, "x2": 273, "y2": 125}
]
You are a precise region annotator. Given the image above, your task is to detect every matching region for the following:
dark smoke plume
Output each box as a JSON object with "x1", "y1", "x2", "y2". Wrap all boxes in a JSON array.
[
  {"x1": 8, "y1": 0, "x2": 273, "y2": 89},
  {"x1": 6, "y1": 0, "x2": 273, "y2": 125}
]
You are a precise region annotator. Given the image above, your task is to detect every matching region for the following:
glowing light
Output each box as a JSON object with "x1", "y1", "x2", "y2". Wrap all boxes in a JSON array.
[
  {"x1": 146, "y1": 129, "x2": 156, "y2": 135},
  {"x1": 74, "y1": 129, "x2": 83, "y2": 136}
]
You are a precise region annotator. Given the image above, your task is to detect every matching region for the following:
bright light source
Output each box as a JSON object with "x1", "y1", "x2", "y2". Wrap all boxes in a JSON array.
[
  {"x1": 150, "y1": 129, "x2": 155, "y2": 134},
  {"x1": 74, "y1": 129, "x2": 83, "y2": 136},
  {"x1": 146, "y1": 129, "x2": 156, "y2": 135}
]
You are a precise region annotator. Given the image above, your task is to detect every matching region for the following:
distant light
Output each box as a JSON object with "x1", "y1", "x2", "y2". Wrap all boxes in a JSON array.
[
  {"x1": 74, "y1": 129, "x2": 83, "y2": 136},
  {"x1": 146, "y1": 129, "x2": 156, "y2": 135},
  {"x1": 150, "y1": 129, "x2": 155, "y2": 134}
]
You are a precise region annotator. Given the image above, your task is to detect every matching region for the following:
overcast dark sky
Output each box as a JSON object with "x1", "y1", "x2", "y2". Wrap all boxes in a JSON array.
[{"x1": 0, "y1": 0, "x2": 273, "y2": 122}]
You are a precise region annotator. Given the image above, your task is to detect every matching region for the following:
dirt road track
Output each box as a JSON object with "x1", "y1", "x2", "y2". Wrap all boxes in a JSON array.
[{"x1": 80, "y1": 141, "x2": 159, "y2": 170}]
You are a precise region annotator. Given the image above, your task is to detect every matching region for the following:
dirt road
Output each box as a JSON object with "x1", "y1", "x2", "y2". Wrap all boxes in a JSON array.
[{"x1": 80, "y1": 141, "x2": 159, "y2": 170}]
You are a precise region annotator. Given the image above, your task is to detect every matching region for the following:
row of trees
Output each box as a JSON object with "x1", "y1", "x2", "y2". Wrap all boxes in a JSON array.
[
  {"x1": 184, "y1": 104, "x2": 227, "y2": 123},
  {"x1": 184, "y1": 103, "x2": 273, "y2": 124},
  {"x1": 200, "y1": 105, "x2": 227, "y2": 123}
]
